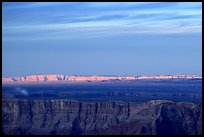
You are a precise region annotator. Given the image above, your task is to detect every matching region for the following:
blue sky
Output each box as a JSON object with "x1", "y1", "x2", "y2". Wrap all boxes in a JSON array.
[{"x1": 2, "y1": 2, "x2": 202, "y2": 77}]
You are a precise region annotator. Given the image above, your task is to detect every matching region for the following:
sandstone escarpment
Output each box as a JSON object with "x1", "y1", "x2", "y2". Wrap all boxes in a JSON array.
[
  {"x1": 2, "y1": 74, "x2": 202, "y2": 83},
  {"x1": 2, "y1": 99, "x2": 202, "y2": 135}
]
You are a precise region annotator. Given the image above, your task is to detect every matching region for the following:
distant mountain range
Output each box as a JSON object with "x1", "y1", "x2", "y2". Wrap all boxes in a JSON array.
[{"x1": 2, "y1": 74, "x2": 202, "y2": 83}]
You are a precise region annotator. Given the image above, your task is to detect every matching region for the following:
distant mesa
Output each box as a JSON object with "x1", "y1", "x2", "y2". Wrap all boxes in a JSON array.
[{"x1": 2, "y1": 74, "x2": 202, "y2": 83}]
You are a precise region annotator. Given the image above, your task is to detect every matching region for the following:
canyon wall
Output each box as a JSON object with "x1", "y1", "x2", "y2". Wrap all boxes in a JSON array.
[
  {"x1": 2, "y1": 74, "x2": 202, "y2": 83},
  {"x1": 2, "y1": 99, "x2": 202, "y2": 135}
]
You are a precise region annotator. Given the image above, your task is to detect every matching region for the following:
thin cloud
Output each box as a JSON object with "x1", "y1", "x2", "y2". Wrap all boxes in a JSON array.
[{"x1": 2, "y1": 2, "x2": 202, "y2": 41}]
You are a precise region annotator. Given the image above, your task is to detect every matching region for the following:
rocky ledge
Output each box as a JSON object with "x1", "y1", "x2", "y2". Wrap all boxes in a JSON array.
[{"x1": 2, "y1": 99, "x2": 202, "y2": 135}]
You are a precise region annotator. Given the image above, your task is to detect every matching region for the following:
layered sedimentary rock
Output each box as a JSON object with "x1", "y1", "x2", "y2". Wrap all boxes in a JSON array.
[
  {"x1": 2, "y1": 74, "x2": 202, "y2": 83},
  {"x1": 2, "y1": 99, "x2": 202, "y2": 135}
]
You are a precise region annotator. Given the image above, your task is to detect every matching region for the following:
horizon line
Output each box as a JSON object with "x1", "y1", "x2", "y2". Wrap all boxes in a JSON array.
[{"x1": 2, "y1": 74, "x2": 202, "y2": 78}]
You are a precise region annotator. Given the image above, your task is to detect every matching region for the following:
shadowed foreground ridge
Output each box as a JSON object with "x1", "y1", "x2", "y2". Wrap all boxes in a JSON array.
[{"x1": 2, "y1": 99, "x2": 202, "y2": 135}]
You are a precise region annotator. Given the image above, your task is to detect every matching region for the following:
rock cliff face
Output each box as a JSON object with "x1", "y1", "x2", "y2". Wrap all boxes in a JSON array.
[
  {"x1": 2, "y1": 74, "x2": 202, "y2": 83},
  {"x1": 2, "y1": 99, "x2": 202, "y2": 135}
]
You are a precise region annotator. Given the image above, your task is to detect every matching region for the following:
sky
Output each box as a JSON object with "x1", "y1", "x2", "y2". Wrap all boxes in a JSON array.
[{"x1": 2, "y1": 2, "x2": 202, "y2": 77}]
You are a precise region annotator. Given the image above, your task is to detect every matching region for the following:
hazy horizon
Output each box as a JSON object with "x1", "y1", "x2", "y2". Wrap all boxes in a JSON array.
[
  {"x1": 2, "y1": 73, "x2": 202, "y2": 79},
  {"x1": 2, "y1": 2, "x2": 202, "y2": 77}
]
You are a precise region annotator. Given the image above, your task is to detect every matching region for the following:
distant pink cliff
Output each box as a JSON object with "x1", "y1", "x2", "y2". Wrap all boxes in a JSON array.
[{"x1": 2, "y1": 74, "x2": 202, "y2": 83}]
